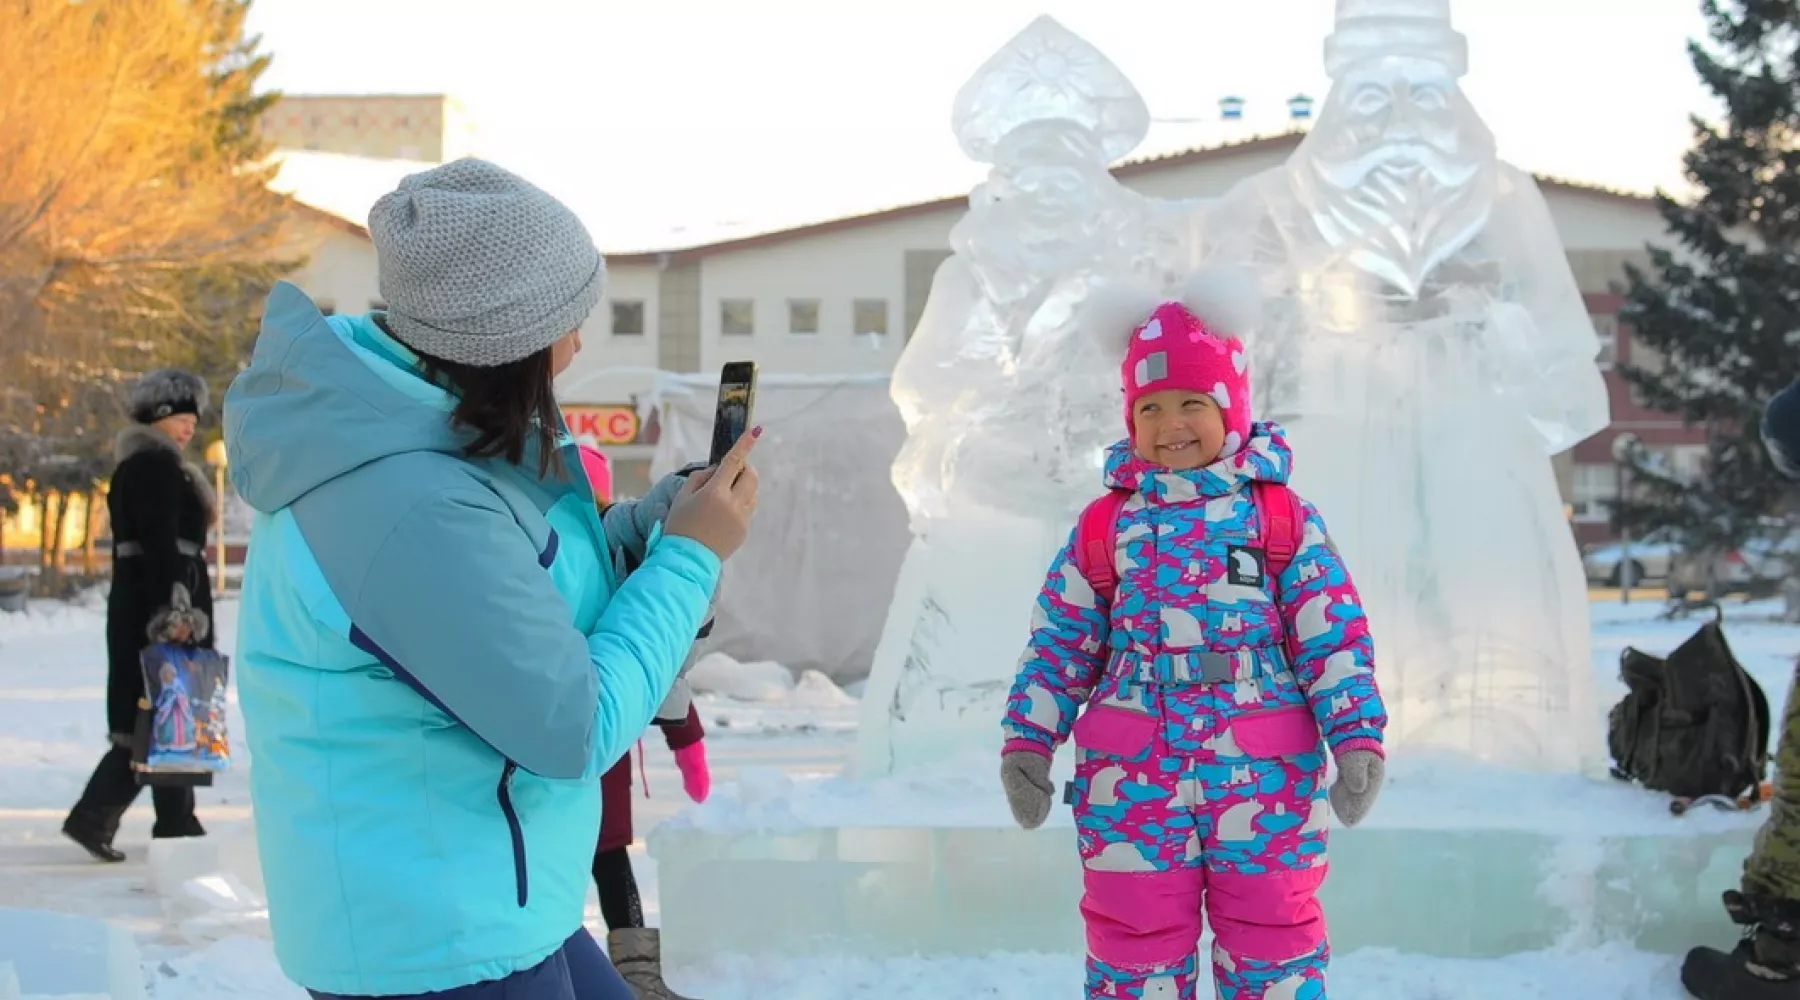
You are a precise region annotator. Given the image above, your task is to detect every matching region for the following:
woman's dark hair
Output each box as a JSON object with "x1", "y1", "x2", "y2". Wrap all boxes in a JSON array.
[{"x1": 385, "y1": 319, "x2": 565, "y2": 478}]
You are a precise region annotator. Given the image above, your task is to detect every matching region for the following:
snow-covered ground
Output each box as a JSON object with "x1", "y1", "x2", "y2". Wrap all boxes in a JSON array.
[{"x1": 0, "y1": 592, "x2": 1792, "y2": 998}]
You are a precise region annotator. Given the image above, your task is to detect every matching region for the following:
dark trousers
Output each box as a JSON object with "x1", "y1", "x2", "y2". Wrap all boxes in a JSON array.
[
  {"x1": 65, "y1": 744, "x2": 203, "y2": 842},
  {"x1": 307, "y1": 929, "x2": 633, "y2": 1000},
  {"x1": 591, "y1": 846, "x2": 644, "y2": 932}
]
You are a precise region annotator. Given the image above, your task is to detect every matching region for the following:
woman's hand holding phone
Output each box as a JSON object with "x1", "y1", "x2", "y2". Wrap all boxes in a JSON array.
[{"x1": 664, "y1": 426, "x2": 761, "y2": 561}]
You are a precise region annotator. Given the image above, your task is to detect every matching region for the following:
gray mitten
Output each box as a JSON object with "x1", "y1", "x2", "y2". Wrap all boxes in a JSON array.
[
  {"x1": 1329, "y1": 749, "x2": 1385, "y2": 828},
  {"x1": 600, "y1": 462, "x2": 707, "y2": 570},
  {"x1": 1000, "y1": 751, "x2": 1055, "y2": 830},
  {"x1": 147, "y1": 583, "x2": 210, "y2": 645}
]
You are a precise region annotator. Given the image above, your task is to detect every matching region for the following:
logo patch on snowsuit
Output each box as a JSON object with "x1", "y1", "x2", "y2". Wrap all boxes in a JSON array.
[{"x1": 1226, "y1": 545, "x2": 1266, "y2": 587}]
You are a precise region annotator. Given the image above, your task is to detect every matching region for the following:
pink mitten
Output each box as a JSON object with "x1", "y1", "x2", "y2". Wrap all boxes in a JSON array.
[{"x1": 674, "y1": 742, "x2": 711, "y2": 803}]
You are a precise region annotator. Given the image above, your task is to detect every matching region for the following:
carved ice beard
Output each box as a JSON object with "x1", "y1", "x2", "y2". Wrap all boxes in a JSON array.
[{"x1": 1298, "y1": 78, "x2": 1500, "y2": 298}]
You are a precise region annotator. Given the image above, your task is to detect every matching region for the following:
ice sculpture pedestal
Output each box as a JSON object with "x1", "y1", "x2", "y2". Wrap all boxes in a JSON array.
[
  {"x1": 649, "y1": 759, "x2": 1755, "y2": 978},
  {"x1": 0, "y1": 908, "x2": 144, "y2": 1000}
]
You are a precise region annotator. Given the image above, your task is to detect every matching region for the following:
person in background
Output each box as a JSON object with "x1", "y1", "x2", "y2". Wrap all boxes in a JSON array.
[
  {"x1": 578, "y1": 444, "x2": 713, "y2": 1000},
  {"x1": 63, "y1": 369, "x2": 215, "y2": 862},
  {"x1": 593, "y1": 706, "x2": 709, "y2": 1000},
  {"x1": 224, "y1": 157, "x2": 758, "y2": 1000},
  {"x1": 1682, "y1": 377, "x2": 1800, "y2": 1000}
]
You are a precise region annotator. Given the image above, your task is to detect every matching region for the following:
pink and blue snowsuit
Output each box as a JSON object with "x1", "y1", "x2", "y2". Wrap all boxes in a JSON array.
[{"x1": 1002, "y1": 421, "x2": 1387, "y2": 1000}]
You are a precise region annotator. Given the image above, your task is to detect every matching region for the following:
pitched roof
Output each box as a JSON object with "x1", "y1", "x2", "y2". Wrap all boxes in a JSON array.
[{"x1": 607, "y1": 131, "x2": 1653, "y2": 266}]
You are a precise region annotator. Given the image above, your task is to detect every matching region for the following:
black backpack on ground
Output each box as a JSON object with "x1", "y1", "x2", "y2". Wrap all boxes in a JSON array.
[{"x1": 1607, "y1": 606, "x2": 1773, "y2": 801}]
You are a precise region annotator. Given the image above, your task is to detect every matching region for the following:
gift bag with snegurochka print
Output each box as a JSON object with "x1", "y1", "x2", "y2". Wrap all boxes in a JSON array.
[{"x1": 132, "y1": 642, "x2": 232, "y2": 787}]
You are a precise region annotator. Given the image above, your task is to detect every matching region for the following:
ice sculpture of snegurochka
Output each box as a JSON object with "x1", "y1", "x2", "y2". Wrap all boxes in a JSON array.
[
  {"x1": 860, "y1": 0, "x2": 1610, "y2": 778},
  {"x1": 1193, "y1": 0, "x2": 1611, "y2": 771},
  {"x1": 860, "y1": 16, "x2": 1194, "y2": 776}
]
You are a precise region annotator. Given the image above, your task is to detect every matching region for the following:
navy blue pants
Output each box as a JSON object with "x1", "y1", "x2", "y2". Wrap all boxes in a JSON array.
[{"x1": 307, "y1": 930, "x2": 633, "y2": 1000}]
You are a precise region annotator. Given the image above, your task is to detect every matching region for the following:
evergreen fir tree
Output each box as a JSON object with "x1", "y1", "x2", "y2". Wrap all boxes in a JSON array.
[
  {"x1": 158, "y1": 0, "x2": 298, "y2": 402},
  {"x1": 1615, "y1": 0, "x2": 1800, "y2": 557}
]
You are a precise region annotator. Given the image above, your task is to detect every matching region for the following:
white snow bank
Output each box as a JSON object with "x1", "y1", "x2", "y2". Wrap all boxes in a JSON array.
[
  {"x1": 0, "y1": 591, "x2": 105, "y2": 641},
  {"x1": 789, "y1": 670, "x2": 858, "y2": 710},
  {"x1": 676, "y1": 944, "x2": 1688, "y2": 1000},
  {"x1": 683, "y1": 653, "x2": 861, "y2": 736},
  {"x1": 687, "y1": 652, "x2": 796, "y2": 701}
]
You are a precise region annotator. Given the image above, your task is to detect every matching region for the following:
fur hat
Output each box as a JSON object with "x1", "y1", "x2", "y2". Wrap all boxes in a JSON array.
[
  {"x1": 1085, "y1": 268, "x2": 1262, "y2": 457},
  {"x1": 127, "y1": 369, "x2": 208, "y2": 425}
]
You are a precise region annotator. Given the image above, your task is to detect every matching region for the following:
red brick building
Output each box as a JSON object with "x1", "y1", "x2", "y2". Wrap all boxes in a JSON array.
[{"x1": 1563, "y1": 288, "x2": 1707, "y2": 548}]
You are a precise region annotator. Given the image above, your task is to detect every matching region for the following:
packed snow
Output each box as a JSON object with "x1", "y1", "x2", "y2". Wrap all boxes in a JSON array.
[{"x1": 0, "y1": 592, "x2": 1792, "y2": 998}]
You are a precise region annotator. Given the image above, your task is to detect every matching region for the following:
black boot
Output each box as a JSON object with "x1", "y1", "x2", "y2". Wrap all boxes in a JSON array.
[
  {"x1": 1687, "y1": 893, "x2": 1800, "y2": 999},
  {"x1": 1682, "y1": 942, "x2": 1800, "y2": 999},
  {"x1": 61, "y1": 819, "x2": 125, "y2": 863}
]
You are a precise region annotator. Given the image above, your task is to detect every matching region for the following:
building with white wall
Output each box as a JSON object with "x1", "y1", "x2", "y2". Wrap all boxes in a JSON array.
[{"x1": 262, "y1": 94, "x2": 476, "y2": 163}]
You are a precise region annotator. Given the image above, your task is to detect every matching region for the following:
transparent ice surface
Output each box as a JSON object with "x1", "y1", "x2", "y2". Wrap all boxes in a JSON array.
[
  {"x1": 864, "y1": 1, "x2": 1611, "y2": 778},
  {"x1": 0, "y1": 907, "x2": 144, "y2": 1000},
  {"x1": 651, "y1": 758, "x2": 1754, "y2": 971},
  {"x1": 1191, "y1": 0, "x2": 1610, "y2": 771},
  {"x1": 865, "y1": 16, "x2": 1193, "y2": 777}
]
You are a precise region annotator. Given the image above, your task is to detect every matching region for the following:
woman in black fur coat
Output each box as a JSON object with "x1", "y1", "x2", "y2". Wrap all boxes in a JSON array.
[{"x1": 63, "y1": 369, "x2": 215, "y2": 862}]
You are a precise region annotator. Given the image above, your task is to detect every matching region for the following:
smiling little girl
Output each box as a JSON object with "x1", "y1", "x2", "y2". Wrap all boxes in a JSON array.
[{"x1": 999, "y1": 276, "x2": 1389, "y2": 1000}]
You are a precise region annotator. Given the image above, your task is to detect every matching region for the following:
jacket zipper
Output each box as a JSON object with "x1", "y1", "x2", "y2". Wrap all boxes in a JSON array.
[{"x1": 497, "y1": 761, "x2": 528, "y2": 907}]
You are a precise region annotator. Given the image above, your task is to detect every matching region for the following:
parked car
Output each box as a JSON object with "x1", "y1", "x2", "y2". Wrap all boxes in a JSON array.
[
  {"x1": 1736, "y1": 528, "x2": 1800, "y2": 595},
  {"x1": 1582, "y1": 530, "x2": 1680, "y2": 585}
]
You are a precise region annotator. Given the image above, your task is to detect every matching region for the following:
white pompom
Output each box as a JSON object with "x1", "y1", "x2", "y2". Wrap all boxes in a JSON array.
[
  {"x1": 1081, "y1": 279, "x2": 1167, "y2": 354},
  {"x1": 1179, "y1": 265, "x2": 1262, "y2": 339}
]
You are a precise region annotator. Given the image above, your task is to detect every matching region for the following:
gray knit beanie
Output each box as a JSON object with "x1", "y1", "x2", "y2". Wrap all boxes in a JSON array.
[{"x1": 368, "y1": 158, "x2": 605, "y2": 368}]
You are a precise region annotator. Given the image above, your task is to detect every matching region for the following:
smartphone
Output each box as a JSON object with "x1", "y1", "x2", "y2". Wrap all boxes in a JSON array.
[{"x1": 708, "y1": 361, "x2": 759, "y2": 467}]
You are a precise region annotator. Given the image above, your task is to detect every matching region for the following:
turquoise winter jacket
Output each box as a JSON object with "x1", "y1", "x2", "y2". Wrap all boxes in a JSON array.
[{"x1": 224, "y1": 283, "x2": 720, "y2": 996}]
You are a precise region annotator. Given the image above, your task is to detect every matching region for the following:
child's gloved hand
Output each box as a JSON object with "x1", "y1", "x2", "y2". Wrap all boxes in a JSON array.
[
  {"x1": 1000, "y1": 750, "x2": 1054, "y2": 830},
  {"x1": 601, "y1": 463, "x2": 708, "y2": 568},
  {"x1": 673, "y1": 742, "x2": 711, "y2": 803},
  {"x1": 1329, "y1": 750, "x2": 1385, "y2": 827}
]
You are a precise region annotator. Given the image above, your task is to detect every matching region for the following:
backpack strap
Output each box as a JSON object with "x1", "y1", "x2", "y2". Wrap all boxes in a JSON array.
[
  {"x1": 1252, "y1": 482, "x2": 1307, "y2": 663},
  {"x1": 1073, "y1": 490, "x2": 1130, "y2": 604},
  {"x1": 1253, "y1": 481, "x2": 1304, "y2": 580}
]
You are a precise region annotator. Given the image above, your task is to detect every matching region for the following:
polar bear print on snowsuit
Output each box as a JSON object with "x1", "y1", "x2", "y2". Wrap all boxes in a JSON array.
[{"x1": 1002, "y1": 295, "x2": 1387, "y2": 1000}]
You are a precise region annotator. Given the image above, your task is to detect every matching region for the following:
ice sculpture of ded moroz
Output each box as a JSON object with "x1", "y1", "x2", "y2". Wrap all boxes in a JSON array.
[
  {"x1": 1194, "y1": 0, "x2": 1612, "y2": 770},
  {"x1": 859, "y1": 16, "x2": 1194, "y2": 776}
]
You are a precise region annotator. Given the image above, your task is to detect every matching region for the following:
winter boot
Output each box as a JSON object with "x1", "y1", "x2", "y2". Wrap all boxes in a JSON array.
[
  {"x1": 61, "y1": 819, "x2": 125, "y2": 863},
  {"x1": 1684, "y1": 891, "x2": 1800, "y2": 999},
  {"x1": 1682, "y1": 941, "x2": 1800, "y2": 999},
  {"x1": 61, "y1": 816, "x2": 125, "y2": 863},
  {"x1": 608, "y1": 928, "x2": 699, "y2": 1000}
]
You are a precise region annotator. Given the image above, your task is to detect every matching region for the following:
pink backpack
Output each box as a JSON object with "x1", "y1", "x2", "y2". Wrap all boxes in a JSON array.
[{"x1": 1072, "y1": 482, "x2": 1304, "y2": 606}]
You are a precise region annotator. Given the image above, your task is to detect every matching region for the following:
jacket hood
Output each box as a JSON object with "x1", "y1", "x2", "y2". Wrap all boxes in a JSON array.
[
  {"x1": 1103, "y1": 421, "x2": 1293, "y2": 502},
  {"x1": 225, "y1": 282, "x2": 466, "y2": 513}
]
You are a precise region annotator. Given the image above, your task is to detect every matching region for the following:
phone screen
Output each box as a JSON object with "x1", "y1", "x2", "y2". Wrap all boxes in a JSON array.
[{"x1": 709, "y1": 361, "x2": 758, "y2": 467}]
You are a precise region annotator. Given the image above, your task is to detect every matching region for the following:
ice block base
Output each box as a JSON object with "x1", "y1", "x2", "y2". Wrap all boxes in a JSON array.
[{"x1": 649, "y1": 756, "x2": 1755, "y2": 978}]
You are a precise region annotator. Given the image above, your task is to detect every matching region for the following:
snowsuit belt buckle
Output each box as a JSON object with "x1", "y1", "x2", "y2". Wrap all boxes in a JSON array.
[
  {"x1": 1137, "y1": 650, "x2": 1244, "y2": 685},
  {"x1": 1135, "y1": 647, "x2": 1290, "y2": 686}
]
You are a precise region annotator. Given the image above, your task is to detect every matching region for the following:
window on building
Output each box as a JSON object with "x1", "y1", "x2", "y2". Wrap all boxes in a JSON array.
[
  {"x1": 1632, "y1": 333, "x2": 1666, "y2": 375},
  {"x1": 721, "y1": 299, "x2": 755, "y2": 336},
  {"x1": 611, "y1": 300, "x2": 646, "y2": 336},
  {"x1": 853, "y1": 298, "x2": 889, "y2": 336},
  {"x1": 1591, "y1": 314, "x2": 1618, "y2": 369},
  {"x1": 788, "y1": 299, "x2": 820, "y2": 335},
  {"x1": 1668, "y1": 444, "x2": 1709, "y2": 481},
  {"x1": 1570, "y1": 462, "x2": 1618, "y2": 523}
]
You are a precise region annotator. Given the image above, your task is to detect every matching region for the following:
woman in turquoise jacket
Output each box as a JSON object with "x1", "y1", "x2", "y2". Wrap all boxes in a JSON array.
[{"x1": 223, "y1": 159, "x2": 759, "y2": 999}]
